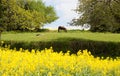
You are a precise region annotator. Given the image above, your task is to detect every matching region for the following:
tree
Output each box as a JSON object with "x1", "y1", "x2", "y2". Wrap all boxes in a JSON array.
[
  {"x1": 26, "y1": 0, "x2": 58, "y2": 28},
  {"x1": 71, "y1": 0, "x2": 120, "y2": 32},
  {"x1": 0, "y1": 0, "x2": 58, "y2": 31}
]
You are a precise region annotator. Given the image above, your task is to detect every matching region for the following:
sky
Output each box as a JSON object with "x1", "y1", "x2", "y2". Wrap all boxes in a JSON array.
[{"x1": 43, "y1": 0, "x2": 79, "y2": 30}]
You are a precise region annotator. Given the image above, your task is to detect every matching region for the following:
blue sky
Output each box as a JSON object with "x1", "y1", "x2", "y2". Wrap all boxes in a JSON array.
[{"x1": 43, "y1": 0, "x2": 79, "y2": 30}]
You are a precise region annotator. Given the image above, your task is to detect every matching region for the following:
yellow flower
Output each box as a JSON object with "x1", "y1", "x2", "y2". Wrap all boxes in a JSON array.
[
  {"x1": 1, "y1": 41, "x2": 4, "y2": 44},
  {"x1": 47, "y1": 72, "x2": 52, "y2": 76},
  {"x1": 0, "y1": 47, "x2": 120, "y2": 76}
]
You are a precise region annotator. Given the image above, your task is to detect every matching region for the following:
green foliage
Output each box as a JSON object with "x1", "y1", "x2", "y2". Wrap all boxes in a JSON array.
[
  {"x1": 0, "y1": 0, "x2": 58, "y2": 31},
  {"x1": 35, "y1": 28, "x2": 50, "y2": 32},
  {"x1": 2, "y1": 38, "x2": 120, "y2": 58},
  {"x1": 71, "y1": 0, "x2": 120, "y2": 33}
]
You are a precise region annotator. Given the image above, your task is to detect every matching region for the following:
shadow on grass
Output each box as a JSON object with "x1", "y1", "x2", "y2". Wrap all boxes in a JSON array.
[{"x1": 2, "y1": 37, "x2": 120, "y2": 58}]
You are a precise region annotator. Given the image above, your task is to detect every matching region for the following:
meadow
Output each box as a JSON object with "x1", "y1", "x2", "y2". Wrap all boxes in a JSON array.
[{"x1": 1, "y1": 31, "x2": 120, "y2": 42}]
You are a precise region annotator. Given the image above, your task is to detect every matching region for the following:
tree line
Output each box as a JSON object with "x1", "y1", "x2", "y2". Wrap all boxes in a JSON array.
[
  {"x1": 0, "y1": 0, "x2": 58, "y2": 32},
  {"x1": 71, "y1": 0, "x2": 120, "y2": 33}
]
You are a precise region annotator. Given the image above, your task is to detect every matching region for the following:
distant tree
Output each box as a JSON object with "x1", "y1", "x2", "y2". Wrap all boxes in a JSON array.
[
  {"x1": 0, "y1": 0, "x2": 58, "y2": 31},
  {"x1": 71, "y1": 0, "x2": 120, "y2": 33},
  {"x1": 26, "y1": 0, "x2": 58, "y2": 29}
]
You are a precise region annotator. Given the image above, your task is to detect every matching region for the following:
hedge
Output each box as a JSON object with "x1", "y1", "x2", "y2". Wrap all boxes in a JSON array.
[{"x1": 2, "y1": 38, "x2": 120, "y2": 58}]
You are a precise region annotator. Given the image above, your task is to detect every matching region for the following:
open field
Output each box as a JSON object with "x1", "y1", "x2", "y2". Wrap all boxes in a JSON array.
[{"x1": 1, "y1": 31, "x2": 120, "y2": 42}]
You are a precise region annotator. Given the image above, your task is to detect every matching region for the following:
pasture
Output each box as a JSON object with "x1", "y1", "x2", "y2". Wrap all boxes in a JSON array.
[{"x1": 1, "y1": 31, "x2": 120, "y2": 42}]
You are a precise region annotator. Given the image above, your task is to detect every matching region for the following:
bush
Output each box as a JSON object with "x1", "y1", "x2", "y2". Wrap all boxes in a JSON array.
[
  {"x1": 2, "y1": 39, "x2": 120, "y2": 58},
  {"x1": 35, "y1": 28, "x2": 50, "y2": 32}
]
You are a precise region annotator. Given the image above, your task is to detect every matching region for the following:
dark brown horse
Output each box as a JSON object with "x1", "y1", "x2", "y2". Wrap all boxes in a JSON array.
[{"x1": 58, "y1": 26, "x2": 67, "y2": 32}]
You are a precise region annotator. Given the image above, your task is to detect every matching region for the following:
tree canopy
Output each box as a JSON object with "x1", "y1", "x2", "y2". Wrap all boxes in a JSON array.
[
  {"x1": 71, "y1": 0, "x2": 120, "y2": 33},
  {"x1": 0, "y1": 0, "x2": 58, "y2": 31}
]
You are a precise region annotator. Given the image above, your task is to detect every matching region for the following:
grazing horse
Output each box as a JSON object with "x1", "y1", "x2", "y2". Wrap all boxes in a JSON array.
[{"x1": 58, "y1": 26, "x2": 67, "y2": 32}]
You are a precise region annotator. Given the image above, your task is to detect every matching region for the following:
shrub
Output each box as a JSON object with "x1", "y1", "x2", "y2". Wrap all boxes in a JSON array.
[{"x1": 3, "y1": 40, "x2": 120, "y2": 58}]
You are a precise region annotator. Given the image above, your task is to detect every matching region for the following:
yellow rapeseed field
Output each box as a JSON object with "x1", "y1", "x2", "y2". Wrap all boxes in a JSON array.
[{"x1": 0, "y1": 47, "x2": 120, "y2": 76}]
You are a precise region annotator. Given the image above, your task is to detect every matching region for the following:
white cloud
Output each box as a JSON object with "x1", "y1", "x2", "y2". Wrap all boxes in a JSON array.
[{"x1": 43, "y1": 0, "x2": 78, "y2": 28}]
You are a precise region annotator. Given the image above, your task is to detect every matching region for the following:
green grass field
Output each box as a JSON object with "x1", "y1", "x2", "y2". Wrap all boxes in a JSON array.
[
  {"x1": 1, "y1": 31, "x2": 120, "y2": 57},
  {"x1": 1, "y1": 31, "x2": 120, "y2": 42}
]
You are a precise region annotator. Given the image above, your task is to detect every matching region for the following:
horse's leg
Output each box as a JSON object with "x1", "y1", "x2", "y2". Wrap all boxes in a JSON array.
[{"x1": 64, "y1": 28, "x2": 67, "y2": 32}]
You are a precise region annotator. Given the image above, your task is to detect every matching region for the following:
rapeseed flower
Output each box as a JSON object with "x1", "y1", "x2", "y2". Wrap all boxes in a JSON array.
[{"x1": 0, "y1": 47, "x2": 120, "y2": 76}]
